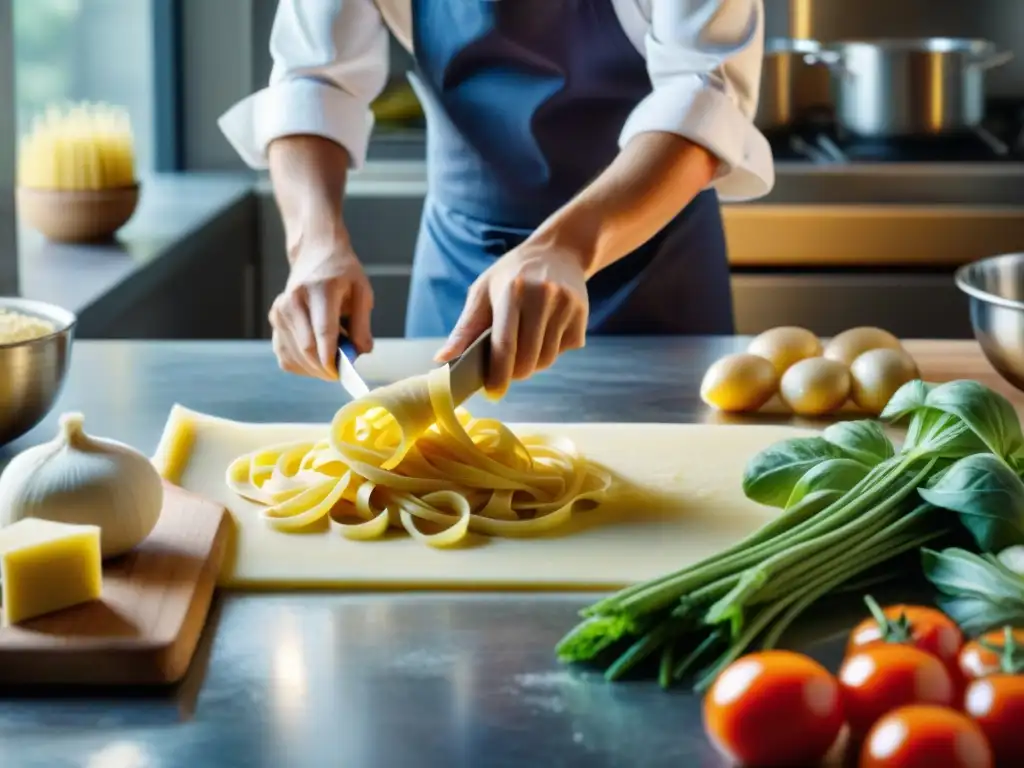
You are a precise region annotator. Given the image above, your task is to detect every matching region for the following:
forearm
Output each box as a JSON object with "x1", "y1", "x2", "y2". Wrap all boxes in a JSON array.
[
  {"x1": 530, "y1": 132, "x2": 719, "y2": 277},
  {"x1": 267, "y1": 135, "x2": 352, "y2": 264}
]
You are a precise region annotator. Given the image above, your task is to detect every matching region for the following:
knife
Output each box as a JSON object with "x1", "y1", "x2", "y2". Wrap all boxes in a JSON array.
[
  {"x1": 447, "y1": 328, "x2": 492, "y2": 407},
  {"x1": 336, "y1": 319, "x2": 370, "y2": 399},
  {"x1": 336, "y1": 323, "x2": 492, "y2": 406}
]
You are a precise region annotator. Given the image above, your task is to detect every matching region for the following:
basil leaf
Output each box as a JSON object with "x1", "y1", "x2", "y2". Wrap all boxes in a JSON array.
[
  {"x1": 925, "y1": 380, "x2": 1024, "y2": 460},
  {"x1": 823, "y1": 420, "x2": 895, "y2": 466},
  {"x1": 919, "y1": 454, "x2": 1024, "y2": 552},
  {"x1": 786, "y1": 458, "x2": 872, "y2": 508},
  {"x1": 998, "y1": 545, "x2": 1024, "y2": 577},
  {"x1": 922, "y1": 547, "x2": 1024, "y2": 599},
  {"x1": 742, "y1": 437, "x2": 845, "y2": 508},
  {"x1": 923, "y1": 548, "x2": 1024, "y2": 633},
  {"x1": 1011, "y1": 451, "x2": 1024, "y2": 476},
  {"x1": 905, "y1": 410, "x2": 987, "y2": 459},
  {"x1": 880, "y1": 380, "x2": 934, "y2": 422},
  {"x1": 935, "y1": 593, "x2": 1024, "y2": 637}
]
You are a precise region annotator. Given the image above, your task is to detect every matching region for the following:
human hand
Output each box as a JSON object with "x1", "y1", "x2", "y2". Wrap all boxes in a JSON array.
[
  {"x1": 434, "y1": 240, "x2": 588, "y2": 397},
  {"x1": 269, "y1": 237, "x2": 374, "y2": 380}
]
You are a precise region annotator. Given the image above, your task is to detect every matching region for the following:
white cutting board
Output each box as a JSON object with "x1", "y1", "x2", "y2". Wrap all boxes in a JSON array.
[{"x1": 153, "y1": 406, "x2": 816, "y2": 590}]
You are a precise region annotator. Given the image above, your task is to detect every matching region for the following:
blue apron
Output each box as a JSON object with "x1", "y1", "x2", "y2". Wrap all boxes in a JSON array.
[{"x1": 404, "y1": 0, "x2": 734, "y2": 337}]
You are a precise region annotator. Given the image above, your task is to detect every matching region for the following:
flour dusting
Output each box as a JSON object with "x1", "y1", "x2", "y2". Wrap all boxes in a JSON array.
[
  {"x1": 513, "y1": 670, "x2": 589, "y2": 689},
  {"x1": 521, "y1": 694, "x2": 567, "y2": 714},
  {"x1": 387, "y1": 649, "x2": 460, "y2": 675}
]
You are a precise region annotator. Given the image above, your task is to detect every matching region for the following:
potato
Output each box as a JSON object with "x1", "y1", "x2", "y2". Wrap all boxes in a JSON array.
[
  {"x1": 779, "y1": 357, "x2": 851, "y2": 416},
  {"x1": 822, "y1": 327, "x2": 903, "y2": 367},
  {"x1": 850, "y1": 347, "x2": 920, "y2": 415},
  {"x1": 747, "y1": 326, "x2": 823, "y2": 376},
  {"x1": 700, "y1": 353, "x2": 778, "y2": 412}
]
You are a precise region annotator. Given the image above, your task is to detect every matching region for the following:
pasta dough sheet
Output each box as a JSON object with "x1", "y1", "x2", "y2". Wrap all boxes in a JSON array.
[{"x1": 154, "y1": 406, "x2": 816, "y2": 590}]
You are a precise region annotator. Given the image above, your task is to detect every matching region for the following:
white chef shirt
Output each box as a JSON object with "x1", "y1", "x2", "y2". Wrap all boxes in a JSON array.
[{"x1": 218, "y1": 0, "x2": 774, "y2": 201}]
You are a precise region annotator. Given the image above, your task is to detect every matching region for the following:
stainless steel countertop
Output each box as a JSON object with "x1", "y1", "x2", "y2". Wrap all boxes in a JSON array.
[{"x1": 0, "y1": 339, "x2": 898, "y2": 768}]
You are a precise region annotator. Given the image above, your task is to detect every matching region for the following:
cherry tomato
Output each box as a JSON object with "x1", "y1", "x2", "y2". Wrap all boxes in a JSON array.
[
  {"x1": 860, "y1": 704, "x2": 993, "y2": 768},
  {"x1": 839, "y1": 643, "x2": 957, "y2": 738},
  {"x1": 848, "y1": 596, "x2": 963, "y2": 679},
  {"x1": 965, "y1": 674, "x2": 1024, "y2": 765},
  {"x1": 703, "y1": 650, "x2": 844, "y2": 767},
  {"x1": 958, "y1": 626, "x2": 1024, "y2": 681}
]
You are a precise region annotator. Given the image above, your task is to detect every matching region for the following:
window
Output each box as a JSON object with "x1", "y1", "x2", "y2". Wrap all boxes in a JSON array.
[{"x1": 12, "y1": 0, "x2": 172, "y2": 173}]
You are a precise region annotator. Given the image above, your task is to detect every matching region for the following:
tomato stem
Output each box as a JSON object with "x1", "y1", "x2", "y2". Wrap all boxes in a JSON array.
[
  {"x1": 863, "y1": 593, "x2": 915, "y2": 644},
  {"x1": 978, "y1": 624, "x2": 1024, "y2": 675}
]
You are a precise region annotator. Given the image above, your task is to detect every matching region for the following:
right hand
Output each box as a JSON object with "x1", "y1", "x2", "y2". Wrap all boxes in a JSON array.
[{"x1": 269, "y1": 238, "x2": 374, "y2": 381}]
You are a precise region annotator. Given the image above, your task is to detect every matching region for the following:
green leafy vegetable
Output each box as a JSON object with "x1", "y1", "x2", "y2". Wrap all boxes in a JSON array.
[
  {"x1": 785, "y1": 458, "x2": 872, "y2": 508},
  {"x1": 557, "y1": 378, "x2": 1024, "y2": 689},
  {"x1": 823, "y1": 420, "x2": 895, "y2": 466},
  {"x1": 879, "y1": 380, "x2": 933, "y2": 422},
  {"x1": 919, "y1": 454, "x2": 1024, "y2": 552},
  {"x1": 881, "y1": 380, "x2": 1016, "y2": 459},
  {"x1": 741, "y1": 437, "x2": 845, "y2": 508},
  {"x1": 925, "y1": 380, "x2": 1024, "y2": 460},
  {"x1": 922, "y1": 547, "x2": 1024, "y2": 635},
  {"x1": 998, "y1": 545, "x2": 1024, "y2": 576},
  {"x1": 904, "y1": 410, "x2": 987, "y2": 459}
]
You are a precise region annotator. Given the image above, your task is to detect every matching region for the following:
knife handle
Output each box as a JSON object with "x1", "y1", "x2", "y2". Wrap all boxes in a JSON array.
[{"x1": 336, "y1": 316, "x2": 359, "y2": 365}]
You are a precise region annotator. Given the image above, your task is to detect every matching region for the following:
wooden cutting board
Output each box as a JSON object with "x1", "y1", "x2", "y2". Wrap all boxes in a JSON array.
[
  {"x1": 153, "y1": 406, "x2": 819, "y2": 591},
  {"x1": 0, "y1": 481, "x2": 229, "y2": 686}
]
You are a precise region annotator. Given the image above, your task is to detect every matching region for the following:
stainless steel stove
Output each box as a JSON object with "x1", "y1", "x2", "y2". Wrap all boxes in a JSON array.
[
  {"x1": 765, "y1": 102, "x2": 1024, "y2": 165},
  {"x1": 728, "y1": 101, "x2": 1024, "y2": 341}
]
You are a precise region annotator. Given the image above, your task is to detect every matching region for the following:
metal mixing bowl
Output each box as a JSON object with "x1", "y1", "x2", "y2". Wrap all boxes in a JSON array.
[
  {"x1": 956, "y1": 252, "x2": 1024, "y2": 392},
  {"x1": 0, "y1": 298, "x2": 76, "y2": 445}
]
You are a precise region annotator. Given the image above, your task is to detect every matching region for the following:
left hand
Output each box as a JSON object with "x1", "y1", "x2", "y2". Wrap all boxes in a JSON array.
[{"x1": 434, "y1": 240, "x2": 589, "y2": 397}]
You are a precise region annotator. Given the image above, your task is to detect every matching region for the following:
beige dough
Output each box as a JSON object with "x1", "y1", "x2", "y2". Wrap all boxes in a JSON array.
[{"x1": 153, "y1": 405, "x2": 815, "y2": 590}]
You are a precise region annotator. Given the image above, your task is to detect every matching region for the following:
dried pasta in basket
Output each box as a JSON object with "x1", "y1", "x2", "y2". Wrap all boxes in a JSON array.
[{"x1": 225, "y1": 366, "x2": 611, "y2": 547}]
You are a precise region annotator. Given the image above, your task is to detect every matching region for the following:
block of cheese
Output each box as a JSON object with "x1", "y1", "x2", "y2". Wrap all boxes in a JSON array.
[{"x1": 0, "y1": 518, "x2": 103, "y2": 625}]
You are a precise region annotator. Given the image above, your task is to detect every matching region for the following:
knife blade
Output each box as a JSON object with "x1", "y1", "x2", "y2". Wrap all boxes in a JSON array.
[
  {"x1": 336, "y1": 320, "x2": 370, "y2": 399},
  {"x1": 447, "y1": 328, "x2": 492, "y2": 407}
]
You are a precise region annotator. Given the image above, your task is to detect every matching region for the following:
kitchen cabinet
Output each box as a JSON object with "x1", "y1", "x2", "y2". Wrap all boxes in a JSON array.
[
  {"x1": 90, "y1": 199, "x2": 257, "y2": 340},
  {"x1": 731, "y1": 270, "x2": 974, "y2": 338}
]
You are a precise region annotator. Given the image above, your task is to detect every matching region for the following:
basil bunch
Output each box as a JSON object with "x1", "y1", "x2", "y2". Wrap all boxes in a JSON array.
[{"x1": 555, "y1": 379, "x2": 1024, "y2": 690}]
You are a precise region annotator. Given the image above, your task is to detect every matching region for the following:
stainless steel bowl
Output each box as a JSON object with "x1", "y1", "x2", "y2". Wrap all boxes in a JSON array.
[
  {"x1": 0, "y1": 298, "x2": 76, "y2": 445},
  {"x1": 956, "y1": 253, "x2": 1024, "y2": 391}
]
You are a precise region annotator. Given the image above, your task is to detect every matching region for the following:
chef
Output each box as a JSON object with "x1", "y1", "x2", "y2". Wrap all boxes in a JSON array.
[{"x1": 219, "y1": 0, "x2": 773, "y2": 396}]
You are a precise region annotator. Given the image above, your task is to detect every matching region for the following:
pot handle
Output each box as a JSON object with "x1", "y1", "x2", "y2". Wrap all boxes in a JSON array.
[
  {"x1": 971, "y1": 50, "x2": 1014, "y2": 71},
  {"x1": 803, "y1": 49, "x2": 852, "y2": 78}
]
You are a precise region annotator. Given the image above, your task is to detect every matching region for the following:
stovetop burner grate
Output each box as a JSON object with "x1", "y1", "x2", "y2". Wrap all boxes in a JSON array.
[{"x1": 769, "y1": 102, "x2": 1024, "y2": 164}]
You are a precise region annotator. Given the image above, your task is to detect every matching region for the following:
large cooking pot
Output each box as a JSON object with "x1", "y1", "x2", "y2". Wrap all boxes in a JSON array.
[
  {"x1": 756, "y1": 38, "x2": 832, "y2": 131},
  {"x1": 806, "y1": 38, "x2": 1014, "y2": 137}
]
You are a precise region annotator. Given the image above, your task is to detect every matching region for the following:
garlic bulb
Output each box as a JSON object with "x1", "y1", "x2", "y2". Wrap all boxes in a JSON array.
[{"x1": 0, "y1": 412, "x2": 163, "y2": 558}]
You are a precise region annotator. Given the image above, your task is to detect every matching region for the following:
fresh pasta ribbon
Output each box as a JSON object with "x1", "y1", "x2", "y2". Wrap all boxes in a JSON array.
[{"x1": 225, "y1": 366, "x2": 612, "y2": 547}]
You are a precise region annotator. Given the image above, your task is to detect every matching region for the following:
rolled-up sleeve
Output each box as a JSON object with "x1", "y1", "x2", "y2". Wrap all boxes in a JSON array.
[
  {"x1": 619, "y1": 0, "x2": 774, "y2": 201},
  {"x1": 218, "y1": 0, "x2": 390, "y2": 170}
]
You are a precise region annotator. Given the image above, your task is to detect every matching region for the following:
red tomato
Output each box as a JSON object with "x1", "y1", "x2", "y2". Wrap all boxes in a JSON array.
[
  {"x1": 958, "y1": 627, "x2": 1024, "y2": 681},
  {"x1": 860, "y1": 704, "x2": 993, "y2": 768},
  {"x1": 848, "y1": 597, "x2": 963, "y2": 679},
  {"x1": 703, "y1": 650, "x2": 844, "y2": 767},
  {"x1": 839, "y1": 644, "x2": 957, "y2": 738},
  {"x1": 965, "y1": 675, "x2": 1024, "y2": 765}
]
